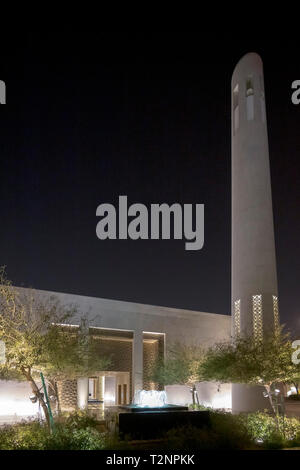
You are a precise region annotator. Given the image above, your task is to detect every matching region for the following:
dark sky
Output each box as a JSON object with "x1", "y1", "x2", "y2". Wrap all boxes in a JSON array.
[{"x1": 0, "y1": 34, "x2": 299, "y2": 329}]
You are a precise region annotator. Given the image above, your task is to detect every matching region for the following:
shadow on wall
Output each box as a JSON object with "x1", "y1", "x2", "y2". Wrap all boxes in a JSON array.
[{"x1": 165, "y1": 382, "x2": 232, "y2": 409}]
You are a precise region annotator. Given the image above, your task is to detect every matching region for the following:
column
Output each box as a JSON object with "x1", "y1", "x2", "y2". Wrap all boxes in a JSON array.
[
  {"x1": 77, "y1": 378, "x2": 88, "y2": 409},
  {"x1": 99, "y1": 376, "x2": 105, "y2": 402},
  {"x1": 132, "y1": 329, "x2": 143, "y2": 399},
  {"x1": 77, "y1": 318, "x2": 89, "y2": 409}
]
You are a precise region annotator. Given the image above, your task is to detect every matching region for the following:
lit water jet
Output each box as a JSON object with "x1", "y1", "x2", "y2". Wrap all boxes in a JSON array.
[{"x1": 133, "y1": 390, "x2": 167, "y2": 408}]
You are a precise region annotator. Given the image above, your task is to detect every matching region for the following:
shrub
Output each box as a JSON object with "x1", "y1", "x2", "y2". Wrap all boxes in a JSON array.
[
  {"x1": 44, "y1": 426, "x2": 106, "y2": 450},
  {"x1": 0, "y1": 421, "x2": 50, "y2": 450},
  {"x1": 262, "y1": 431, "x2": 286, "y2": 450},
  {"x1": 240, "y1": 411, "x2": 300, "y2": 448},
  {"x1": 164, "y1": 410, "x2": 300, "y2": 450},
  {"x1": 57, "y1": 410, "x2": 99, "y2": 430},
  {"x1": 210, "y1": 411, "x2": 254, "y2": 449},
  {"x1": 188, "y1": 403, "x2": 210, "y2": 411},
  {"x1": 0, "y1": 413, "x2": 107, "y2": 450},
  {"x1": 164, "y1": 411, "x2": 254, "y2": 450},
  {"x1": 0, "y1": 425, "x2": 16, "y2": 450},
  {"x1": 1, "y1": 409, "x2": 300, "y2": 450}
]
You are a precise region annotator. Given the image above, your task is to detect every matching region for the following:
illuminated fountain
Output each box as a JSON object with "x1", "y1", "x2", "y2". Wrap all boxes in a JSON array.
[
  {"x1": 133, "y1": 390, "x2": 167, "y2": 408},
  {"x1": 119, "y1": 389, "x2": 188, "y2": 413},
  {"x1": 118, "y1": 389, "x2": 206, "y2": 440}
]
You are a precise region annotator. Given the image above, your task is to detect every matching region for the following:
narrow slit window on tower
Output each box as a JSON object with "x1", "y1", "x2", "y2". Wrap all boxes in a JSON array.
[
  {"x1": 246, "y1": 76, "x2": 254, "y2": 120},
  {"x1": 246, "y1": 77, "x2": 254, "y2": 97},
  {"x1": 260, "y1": 75, "x2": 266, "y2": 123},
  {"x1": 233, "y1": 84, "x2": 239, "y2": 132}
]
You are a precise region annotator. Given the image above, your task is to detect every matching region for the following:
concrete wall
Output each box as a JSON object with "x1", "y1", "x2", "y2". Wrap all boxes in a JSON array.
[
  {"x1": 166, "y1": 383, "x2": 231, "y2": 409},
  {"x1": 35, "y1": 289, "x2": 231, "y2": 347}
]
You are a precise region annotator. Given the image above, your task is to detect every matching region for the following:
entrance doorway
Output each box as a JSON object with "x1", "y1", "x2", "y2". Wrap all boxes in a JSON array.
[{"x1": 88, "y1": 372, "x2": 130, "y2": 406}]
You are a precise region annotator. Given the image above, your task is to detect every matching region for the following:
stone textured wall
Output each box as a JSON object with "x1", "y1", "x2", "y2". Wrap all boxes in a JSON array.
[
  {"x1": 143, "y1": 333, "x2": 164, "y2": 390},
  {"x1": 57, "y1": 380, "x2": 77, "y2": 410}
]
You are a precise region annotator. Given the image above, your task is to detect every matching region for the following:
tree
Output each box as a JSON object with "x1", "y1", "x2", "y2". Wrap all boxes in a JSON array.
[
  {"x1": 199, "y1": 329, "x2": 300, "y2": 424},
  {"x1": 38, "y1": 321, "x2": 112, "y2": 413},
  {"x1": 150, "y1": 342, "x2": 204, "y2": 405},
  {"x1": 0, "y1": 268, "x2": 110, "y2": 427}
]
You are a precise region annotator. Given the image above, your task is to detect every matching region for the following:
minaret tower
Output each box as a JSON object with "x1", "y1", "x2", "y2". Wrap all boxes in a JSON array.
[{"x1": 231, "y1": 53, "x2": 280, "y2": 411}]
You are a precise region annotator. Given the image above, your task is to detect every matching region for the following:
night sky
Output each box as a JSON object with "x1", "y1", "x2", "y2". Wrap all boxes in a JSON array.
[{"x1": 0, "y1": 34, "x2": 299, "y2": 329}]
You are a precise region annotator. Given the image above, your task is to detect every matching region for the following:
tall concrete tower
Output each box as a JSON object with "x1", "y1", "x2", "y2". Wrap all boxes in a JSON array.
[{"x1": 231, "y1": 53, "x2": 280, "y2": 412}]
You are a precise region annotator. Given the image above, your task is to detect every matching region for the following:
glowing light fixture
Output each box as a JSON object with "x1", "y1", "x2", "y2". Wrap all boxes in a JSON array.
[
  {"x1": 29, "y1": 394, "x2": 38, "y2": 403},
  {"x1": 287, "y1": 386, "x2": 297, "y2": 397}
]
